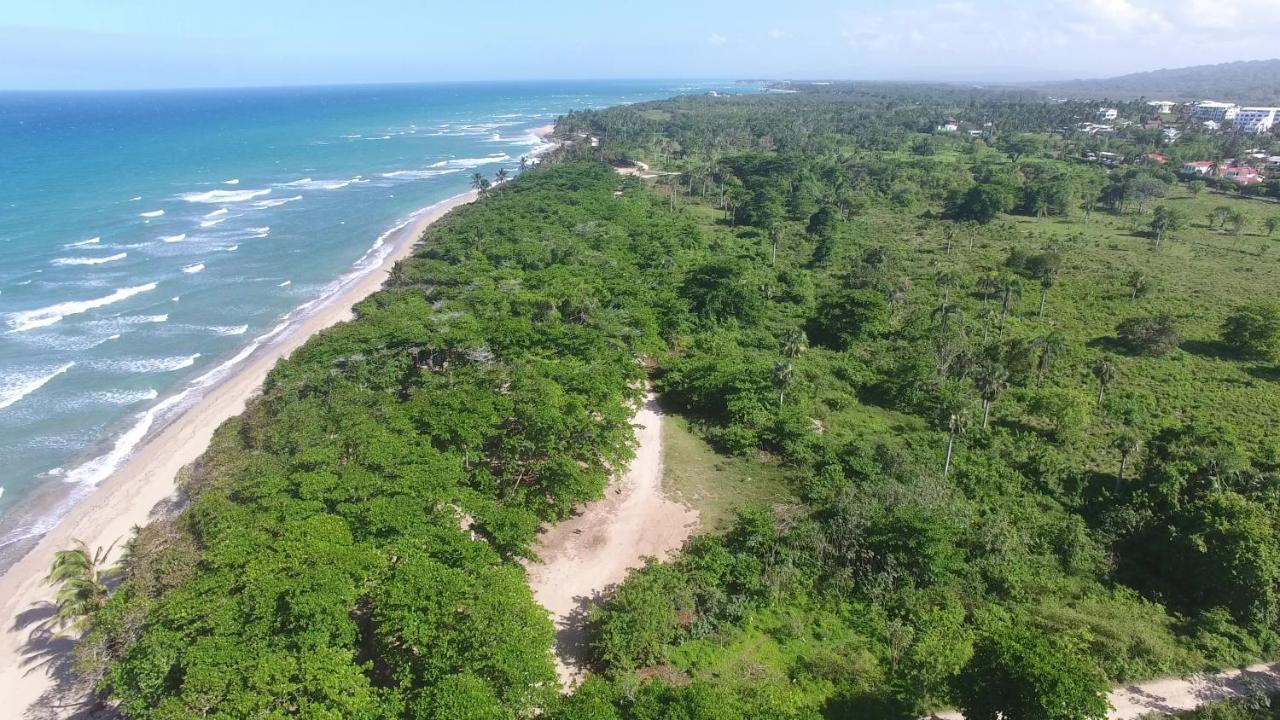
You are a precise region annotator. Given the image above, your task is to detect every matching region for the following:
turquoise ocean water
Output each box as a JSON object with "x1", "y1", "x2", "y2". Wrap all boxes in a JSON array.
[{"x1": 0, "y1": 80, "x2": 746, "y2": 568}]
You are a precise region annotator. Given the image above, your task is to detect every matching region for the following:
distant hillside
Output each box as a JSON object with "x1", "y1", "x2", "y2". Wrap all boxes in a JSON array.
[{"x1": 1031, "y1": 59, "x2": 1280, "y2": 104}]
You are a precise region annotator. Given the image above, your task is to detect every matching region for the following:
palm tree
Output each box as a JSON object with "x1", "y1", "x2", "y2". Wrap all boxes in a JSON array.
[
  {"x1": 935, "y1": 269, "x2": 962, "y2": 304},
  {"x1": 1092, "y1": 355, "x2": 1117, "y2": 404},
  {"x1": 781, "y1": 328, "x2": 808, "y2": 359},
  {"x1": 1112, "y1": 431, "x2": 1141, "y2": 494},
  {"x1": 974, "y1": 361, "x2": 1009, "y2": 429},
  {"x1": 932, "y1": 301, "x2": 964, "y2": 333},
  {"x1": 978, "y1": 272, "x2": 1000, "y2": 307},
  {"x1": 46, "y1": 539, "x2": 115, "y2": 631},
  {"x1": 1127, "y1": 270, "x2": 1148, "y2": 300},
  {"x1": 773, "y1": 359, "x2": 795, "y2": 407},
  {"x1": 938, "y1": 386, "x2": 974, "y2": 480},
  {"x1": 519, "y1": 156, "x2": 529, "y2": 172},
  {"x1": 495, "y1": 168, "x2": 509, "y2": 185},
  {"x1": 470, "y1": 172, "x2": 490, "y2": 193},
  {"x1": 1035, "y1": 264, "x2": 1060, "y2": 318},
  {"x1": 998, "y1": 275, "x2": 1023, "y2": 330},
  {"x1": 1033, "y1": 330, "x2": 1068, "y2": 383}
]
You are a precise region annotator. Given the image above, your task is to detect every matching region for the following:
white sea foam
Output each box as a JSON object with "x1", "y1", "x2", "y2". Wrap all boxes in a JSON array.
[
  {"x1": 140, "y1": 210, "x2": 165, "y2": 218},
  {"x1": 279, "y1": 176, "x2": 364, "y2": 191},
  {"x1": 182, "y1": 263, "x2": 205, "y2": 274},
  {"x1": 252, "y1": 194, "x2": 303, "y2": 209},
  {"x1": 222, "y1": 244, "x2": 239, "y2": 252},
  {"x1": 380, "y1": 168, "x2": 460, "y2": 180},
  {"x1": 203, "y1": 208, "x2": 228, "y2": 218},
  {"x1": 115, "y1": 314, "x2": 168, "y2": 325},
  {"x1": 64, "y1": 237, "x2": 101, "y2": 249},
  {"x1": 160, "y1": 234, "x2": 186, "y2": 243},
  {"x1": 245, "y1": 227, "x2": 270, "y2": 238},
  {"x1": 129, "y1": 196, "x2": 142, "y2": 201},
  {"x1": 54, "y1": 388, "x2": 192, "y2": 487},
  {"x1": 6, "y1": 283, "x2": 157, "y2": 333},
  {"x1": 278, "y1": 280, "x2": 291, "y2": 287},
  {"x1": 179, "y1": 188, "x2": 271, "y2": 204},
  {"x1": 93, "y1": 353, "x2": 200, "y2": 374},
  {"x1": 223, "y1": 178, "x2": 239, "y2": 185},
  {"x1": 85, "y1": 388, "x2": 159, "y2": 406},
  {"x1": 199, "y1": 217, "x2": 227, "y2": 228},
  {"x1": 0, "y1": 363, "x2": 74, "y2": 411},
  {"x1": 210, "y1": 324, "x2": 249, "y2": 336},
  {"x1": 430, "y1": 153, "x2": 511, "y2": 170},
  {"x1": 52, "y1": 252, "x2": 127, "y2": 267}
]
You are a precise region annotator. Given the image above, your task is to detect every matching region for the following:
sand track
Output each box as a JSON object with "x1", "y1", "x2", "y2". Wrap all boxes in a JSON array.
[{"x1": 524, "y1": 394, "x2": 698, "y2": 688}]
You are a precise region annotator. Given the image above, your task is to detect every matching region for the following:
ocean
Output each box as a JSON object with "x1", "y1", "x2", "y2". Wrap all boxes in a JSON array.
[{"x1": 0, "y1": 80, "x2": 748, "y2": 569}]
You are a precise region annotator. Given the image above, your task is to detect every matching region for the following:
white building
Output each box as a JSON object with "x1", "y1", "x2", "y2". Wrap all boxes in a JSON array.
[
  {"x1": 1097, "y1": 107, "x2": 1118, "y2": 121},
  {"x1": 1234, "y1": 107, "x2": 1280, "y2": 134},
  {"x1": 1147, "y1": 100, "x2": 1176, "y2": 114},
  {"x1": 1162, "y1": 127, "x2": 1181, "y2": 142},
  {"x1": 1191, "y1": 101, "x2": 1239, "y2": 122}
]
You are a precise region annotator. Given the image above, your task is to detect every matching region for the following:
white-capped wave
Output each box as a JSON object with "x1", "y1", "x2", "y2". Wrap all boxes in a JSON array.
[
  {"x1": 430, "y1": 153, "x2": 511, "y2": 170},
  {"x1": 203, "y1": 208, "x2": 228, "y2": 218},
  {"x1": 252, "y1": 194, "x2": 303, "y2": 209},
  {"x1": 182, "y1": 263, "x2": 205, "y2": 274},
  {"x1": 223, "y1": 178, "x2": 239, "y2": 185},
  {"x1": 246, "y1": 227, "x2": 270, "y2": 238},
  {"x1": 140, "y1": 210, "x2": 165, "y2": 218},
  {"x1": 278, "y1": 280, "x2": 291, "y2": 287},
  {"x1": 0, "y1": 362, "x2": 74, "y2": 411},
  {"x1": 279, "y1": 176, "x2": 365, "y2": 191},
  {"x1": 129, "y1": 196, "x2": 142, "y2": 201},
  {"x1": 65, "y1": 237, "x2": 101, "y2": 249},
  {"x1": 160, "y1": 234, "x2": 186, "y2": 243},
  {"x1": 52, "y1": 252, "x2": 127, "y2": 267},
  {"x1": 210, "y1": 324, "x2": 248, "y2": 336},
  {"x1": 199, "y1": 217, "x2": 227, "y2": 228},
  {"x1": 380, "y1": 168, "x2": 460, "y2": 180},
  {"x1": 222, "y1": 244, "x2": 239, "y2": 252},
  {"x1": 115, "y1": 314, "x2": 168, "y2": 325},
  {"x1": 6, "y1": 283, "x2": 157, "y2": 333},
  {"x1": 92, "y1": 353, "x2": 200, "y2": 374},
  {"x1": 179, "y1": 188, "x2": 271, "y2": 204},
  {"x1": 85, "y1": 388, "x2": 159, "y2": 406},
  {"x1": 53, "y1": 387, "x2": 192, "y2": 488}
]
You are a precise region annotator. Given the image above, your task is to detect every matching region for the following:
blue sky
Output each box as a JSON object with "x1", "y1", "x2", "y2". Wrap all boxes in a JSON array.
[{"x1": 3, "y1": 0, "x2": 1278, "y2": 90}]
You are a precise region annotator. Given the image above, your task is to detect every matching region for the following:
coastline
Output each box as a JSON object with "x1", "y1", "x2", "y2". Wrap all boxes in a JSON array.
[{"x1": 0, "y1": 188, "x2": 480, "y2": 717}]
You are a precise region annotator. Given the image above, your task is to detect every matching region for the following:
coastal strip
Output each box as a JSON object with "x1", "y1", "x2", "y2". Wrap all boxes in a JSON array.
[{"x1": 0, "y1": 190, "x2": 480, "y2": 717}]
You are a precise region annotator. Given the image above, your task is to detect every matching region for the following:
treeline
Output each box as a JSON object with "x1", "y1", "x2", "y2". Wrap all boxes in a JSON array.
[
  {"x1": 545, "y1": 90, "x2": 1280, "y2": 718},
  {"x1": 74, "y1": 163, "x2": 708, "y2": 717}
]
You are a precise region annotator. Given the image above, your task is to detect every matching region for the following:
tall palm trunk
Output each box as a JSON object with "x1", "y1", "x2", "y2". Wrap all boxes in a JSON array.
[
  {"x1": 981, "y1": 399, "x2": 992, "y2": 429},
  {"x1": 943, "y1": 431, "x2": 956, "y2": 479}
]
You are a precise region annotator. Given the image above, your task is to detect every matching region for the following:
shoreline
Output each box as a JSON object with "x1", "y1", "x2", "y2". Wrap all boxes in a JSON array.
[{"x1": 0, "y1": 188, "x2": 479, "y2": 717}]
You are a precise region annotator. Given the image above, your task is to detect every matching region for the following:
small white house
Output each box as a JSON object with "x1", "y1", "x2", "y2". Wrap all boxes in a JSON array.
[
  {"x1": 1096, "y1": 107, "x2": 1118, "y2": 121},
  {"x1": 1147, "y1": 100, "x2": 1176, "y2": 114}
]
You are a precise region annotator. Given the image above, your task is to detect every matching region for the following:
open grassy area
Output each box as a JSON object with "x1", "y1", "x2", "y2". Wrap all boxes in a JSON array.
[{"x1": 660, "y1": 411, "x2": 794, "y2": 532}]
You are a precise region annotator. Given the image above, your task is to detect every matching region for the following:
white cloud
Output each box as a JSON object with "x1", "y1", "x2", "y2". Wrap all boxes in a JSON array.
[
  {"x1": 768, "y1": 28, "x2": 788, "y2": 40},
  {"x1": 708, "y1": 32, "x2": 728, "y2": 46}
]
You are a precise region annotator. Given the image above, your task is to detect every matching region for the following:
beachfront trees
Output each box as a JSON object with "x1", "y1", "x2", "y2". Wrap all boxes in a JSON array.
[
  {"x1": 955, "y1": 625, "x2": 1108, "y2": 720},
  {"x1": 470, "y1": 172, "x2": 491, "y2": 193},
  {"x1": 496, "y1": 167, "x2": 509, "y2": 184},
  {"x1": 46, "y1": 540, "x2": 114, "y2": 631}
]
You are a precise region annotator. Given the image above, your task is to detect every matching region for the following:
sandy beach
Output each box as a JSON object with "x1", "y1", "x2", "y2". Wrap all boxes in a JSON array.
[{"x1": 0, "y1": 188, "x2": 482, "y2": 718}]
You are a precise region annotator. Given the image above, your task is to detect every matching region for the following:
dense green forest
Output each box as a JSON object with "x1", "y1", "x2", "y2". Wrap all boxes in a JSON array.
[
  {"x1": 68, "y1": 84, "x2": 1280, "y2": 719},
  {"x1": 1031, "y1": 59, "x2": 1280, "y2": 104},
  {"x1": 545, "y1": 87, "x2": 1280, "y2": 718}
]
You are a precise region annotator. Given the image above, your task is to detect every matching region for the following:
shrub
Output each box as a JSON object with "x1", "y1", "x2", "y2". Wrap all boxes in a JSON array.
[
  {"x1": 1115, "y1": 314, "x2": 1179, "y2": 356},
  {"x1": 1222, "y1": 303, "x2": 1280, "y2": 360}
]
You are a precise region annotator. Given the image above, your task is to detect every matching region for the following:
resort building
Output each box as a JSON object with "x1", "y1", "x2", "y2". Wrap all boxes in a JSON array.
[
  {"x1": 1190, "y1": 101, "x2": 1239, "y2": 123},
  {"x1": 1097, "y1": 107, "x2": 1118, "y2": 121},
  {"x1": 1222, "y1": 165, "x2": 1264, "y2": 185},
  {"x1": 1234, "y1": 107, "x2": 1280, "y2": 134},
  {"x1": 1147, "y1": 100, "x2": 1176, "y2": 114},
  {"x1": 1181, "y1": 160, "x2": 1215, "y2": 176}
]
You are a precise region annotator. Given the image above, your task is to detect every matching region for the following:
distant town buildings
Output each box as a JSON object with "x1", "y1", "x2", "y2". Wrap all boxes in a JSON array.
[
  {"x1": 1096, "y1": 107, "x2": 1118, "y2": 121},
  {"x1": 1190, "y1": 101, "x2": 1239, "y2": 122},
  {"x1": 1147, "y1": 100, "x2": 1176, "y2": 114},
  {"x1": 1182, "y1": 160, "x2": 1215, "y2": 176},
  {"x1": 1234, "y1": 107, "x2": 1280, "y2": 134}
]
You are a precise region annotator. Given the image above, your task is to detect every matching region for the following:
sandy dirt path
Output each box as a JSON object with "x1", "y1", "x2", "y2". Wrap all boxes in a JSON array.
[
  {"x1": 0, "y1": 191, "x2": 478, "y2": 720},
  {"x1": 929, "y1": 661, "x2": 1280, "y2": 719},
  {"x1": 524, "y1": 394, "x2": 699, "y2": 688}
]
